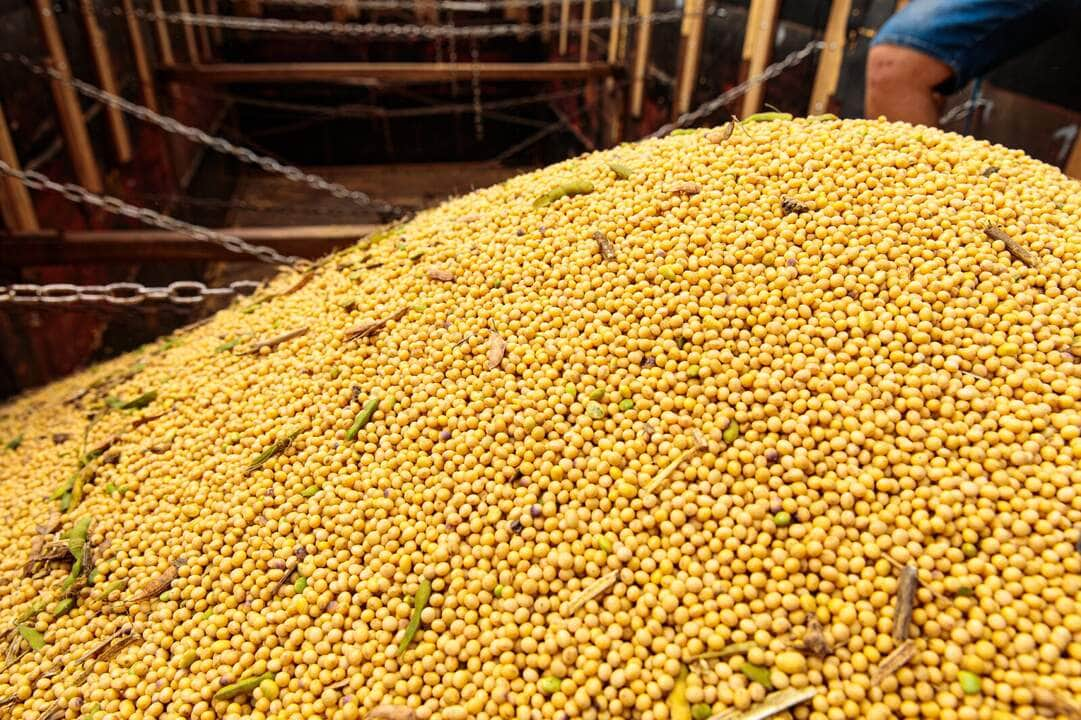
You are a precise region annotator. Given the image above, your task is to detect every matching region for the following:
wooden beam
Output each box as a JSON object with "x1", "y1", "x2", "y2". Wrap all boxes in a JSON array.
[
  {"x1": 559, "y1": 0, "x2": 571, "y2": 54},
  {"x1": 32, "y1": 0, "x2": 103, "y2": 192},
  {"x1": 629, "y1": 0, "x2": 653, "y2": 117},
  {"x1": 740, "y1": 0, "x2": 762, "y2": 74},
  {"x1": 150, "y1": 0, "x2": 176, "y2": 66},
  {"x1": 3, "y1": 224, "x2": 380, "y2": 266},
  {"x1": 176, "y1": 0, "x2": 200, "y2": 62},
  {"x1": 740, "y1": 0, "x2": 779, "y2": 118},
  {"x1": 0, "y1": 103, "x2": 39, "y2": 232},
  {"x1": 579, "y1": 0, "x2": 593, "y2": 62},
  {"x1": 808, "y1": 0, "x2": 851, "y2": 115},
  {"x1": 207, "y1": 0, "x2": 224, "y2": 43},
  {"x1": 673, "y1": 0, "x2": 706, "y2": 116},
  {"x1": 163, "y1": 62, "x2": 616, "y2": 84},
  {"x1": 121, "y1": 0, "x2": 160, "y2": 113}
]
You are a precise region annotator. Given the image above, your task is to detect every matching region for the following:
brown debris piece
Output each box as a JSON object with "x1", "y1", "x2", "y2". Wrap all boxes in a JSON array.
[
  {"x1": 427, "y1": 268, "x2": 456, "y2": 283},
  {"x1": 275, "y1": 270, "x2": 315, "y2": 297},
  {"x1": 345, "y1": 307, "x2": 409, "y2": 341},
  {"x1": 706, "y1": 123, "x2": 734, "y2": 144},
  {"x1": 871, "y1": 639, "x2": 917, "y2": 685},
  {"x1": 794, "y1": 618, "x2": 832, "y2": 658},
  {"x1": 487, "y1": 332, "x2": 507, "y2": 370},
  {"x1": 52, "y1": 433, "x2": 71, "y2": 445},
  {"x1": 239, "y1": 327, "x2": 310, "y2": 355},
  {"x1": 892, "y1": 564, "x2": 918, "y2": 642},
  {"x1": 77, "y1": 625, "x2": 138, "y2": 666},
  {"x1": 121, "y1": 565, "x2": 178, "y2": 605},
  {"x1": 670, "y1": 182, "x2": 701, "y2": 196},
  {"x1": 1033, "y1": 687, "x2": 1081, "y2": 719},
  {"x1": 564, "y1": 569, "x2": 619, "y2": 616},
  {"x1": 594, "y1": 231, "x2": 616, "y2": 261},
  {"x1": 985, "y1": 226, "x2": 1038, "y2": 268},
  {"x1": 131, "y1": 411, "x2": 169, "y2": 430},
  {"x1": 781, "y1": 197, "x2": 810, "y2": 215},
  {"x1": 369, "y1": 706, "x2": 417, "y2": 720}
]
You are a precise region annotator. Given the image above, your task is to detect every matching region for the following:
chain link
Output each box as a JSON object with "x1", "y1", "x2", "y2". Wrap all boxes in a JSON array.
[
  {"x1": 100, "y1": 5, "x2": 726, "y2": 39},
  {"x1": 0, "y1": 52, "x2": 405, "y2": 219},
  {"x1": 0, "y1": 159, "x2": 304, "y2": 268},
  {"x1": 0, "y1": 280, "x2": 263, "y2": 306},
  {"x1": 649, "y1": 40, "x2": 825, "y2": 139}
]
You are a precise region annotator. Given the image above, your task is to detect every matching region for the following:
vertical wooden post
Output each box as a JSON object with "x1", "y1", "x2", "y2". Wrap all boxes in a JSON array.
[
  {"x1": 673, "y1": 0, "x2": 706, "y2": 116},
  {"x1": 579, "y1": 0, "x2": 593, "y2": 62},
  {"x1": 607, "y1": 0, "x2": 622, "y2": 64},
  {"x1": 121, "y1": 0, "x2": 160, "y2": 113},
  {"x1": 151, "y1": 0, "x2": 176, "y2": 66},
  {"x1": 739, "y1": 0, "x2": 779, "y2": 118},
  {"x1": 739, "y1": 0, "x2": 762, "y2": 80},
  {"x1": 78, "y1": 0, "x2": 133, "y2": 164},
  {"x1": 541, "y1": 0, "x2": 552, "y2": 43},
  {"x1": 192, "y1": 0, "x2": 213, "y2": 60},
  {"x1": 808, "y1": 0, "x2": 851, "y2": 115},
  {"x1": 629, "y1": 0, "x2": 652, "y2": 117},
  {"x1": 559, "y1": 0, "x2": 571, "y2": 54},
  {"x1": 208, "y1": 0, "x2": 224, "y2": 43},
  {"x1": 0, "y1": 103, "x2": 39, "y2": 232},
  {"x1": 177, "y1": 0, "x2": 201, "y2": 62},
  {"x1": 32, "y1": 0, "x2": 103, "y2": 192}
]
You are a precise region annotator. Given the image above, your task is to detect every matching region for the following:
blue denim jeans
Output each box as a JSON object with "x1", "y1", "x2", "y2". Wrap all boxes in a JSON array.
[{"x1": 872, "y1": 0, "x2": 1081, "y2": 93}]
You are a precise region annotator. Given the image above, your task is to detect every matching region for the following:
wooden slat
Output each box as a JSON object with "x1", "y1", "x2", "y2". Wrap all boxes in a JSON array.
[
  {"x1": 739, "y1": 0, "x2": 779, "y2": 117},
  {"x1": 121, "y1": 0, "x2": 160, "y2": 113},
  {"x1": 32, "y1": 0, "x2": 103, "y2": 192},
  {"x1": 579, "y1": 0, "x2": 594, "y2": 62},
  {"x1": 629, "y1": 0, "x2": 653, "y2": 117},
  {"x1": 607, "y1": 0, "x2": 622, "y2": 63},
  {"x1": 163, "y1": 62, "x2": 616, "y2": 84},
  {"x1": 78, "y1": 0, "x2": 133, "y2": 164},
  {"x1": 176, "y1": 0, "x2": 200, "y2": 62},
  {"x1": 673, "y1": 0, "x2": 706, "y2": 115},
  {"x1": 0, "y1": 103, "x2": 39, "y2": 232},
  {"x1": 559, "y1": 0, "x2": 571, "y2": 54},
  {"x1": 541, "y1": 0, "x2": 552, "y2": 43},
  {"x1": 150, "y1": 0, "x2": 176, "y2": 66},
  {"x1": 192, "y1": 0, "x2": 213, "y2": 60},
  {"x1": 808, "y1": 0, "x2": 851, "y2": 115},
  {"x1": 3, "y1": 225, "x2": 381, "y2": 266},
  {"x1": 740, "y1": 0, "x2": 762, "y2": 71},
  {"x1": 207, "y1": 0, "x2": 224, "y2": 43}
]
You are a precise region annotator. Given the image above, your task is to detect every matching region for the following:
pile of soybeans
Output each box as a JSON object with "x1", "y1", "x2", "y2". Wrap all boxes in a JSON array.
[{"x1": 0, "y1": 117, "x2": 1079, "y2": 720}]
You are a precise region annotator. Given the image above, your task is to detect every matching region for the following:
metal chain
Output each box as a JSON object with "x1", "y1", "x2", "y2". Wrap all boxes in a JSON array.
[
  {"x1": 0, "y1": 159, "x2": 303, "y2": 268},
  {"x1": 103, "y1": 5, "x2": 726, "y2": 39},
  {"x1": 0, "y1": 280, "x2": 263, "y2": 306},
  {"x1": 0, "y1": 52, "x2": 405, "y2": 219},
  {"x1": 470, "y1": 39, "x2": 484, "y2": 141},
  {"x1": 649, "y1": 39, "x2": 825, "y2": 138}
]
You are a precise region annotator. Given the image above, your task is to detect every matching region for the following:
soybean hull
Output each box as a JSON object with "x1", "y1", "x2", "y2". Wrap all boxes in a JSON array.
[{"x1": 1, "y1": 118, "x2": 1079, "y2": 720}]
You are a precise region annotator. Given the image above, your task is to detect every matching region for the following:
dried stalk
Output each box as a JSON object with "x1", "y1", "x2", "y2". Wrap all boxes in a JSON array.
[
  {"x1": 984, "y1": 226, "x2": 1038, "y2": 268},
  {"x1": 892, "y1": 565, "x2": 918, "y2": 642},
  {"x1": 642, "y1": 433, "x2": 709, "y2": 495},
  {"x1": 594, "y1": 231, "x2": 616, "y2": 261},
  {"x1": 871, "y1": 639, "x2": 916, "y2": 685},
  {"x1": 487, "y1": 332, "x2": 507, "y2": 370},
  {"x1": 564, "y1": 569, "x2": 619, "y2": 616},
  {"x1": 427, "y1": 268, "x2": 455, "y2": 282},
  {"x1": 238, "y1": 327, "x2": 309, "y2": 355},
  {"x1": 345, "y1": 307, "x2": 409, "y2": 341}
]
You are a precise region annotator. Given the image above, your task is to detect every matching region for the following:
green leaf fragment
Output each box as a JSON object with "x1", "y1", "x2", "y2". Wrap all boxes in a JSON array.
[
  {"x1": 215, "y1": 339, "x2": 241, "y2": 353},
  {"x1": 246, "y1": 429, "x2": 303, "y2": 473},
  {"x1": 105, "y1": 483, "x2": 130, "y2": 496},
  {"x1": 588, "y1": 387, "x2": 605, "y2": 401},
  {"x1": 397, "y1": 578, "x2": 432, "y2": 656},
  {"x1": 740, "y1": 662, "x2": 773, "y2": 689},
  {"x1": 17, "y1": 625, "x2": 45, "y2": 652},
  {"x1": 53, "y1": 597, "x2": 75, "y2": 617},
  {"x1": 214, "y1": 672, "x2": 275, "y2": 702},
  {"x1": 744, "y1": 112, "x2": 792, "y2": 122},
  {"x1": 691, "y1": 703, "x2": 712, "y2": 720},
  {"x1": 107, "y1": 391, "x2": 158, "y2": 410},
  {"x1": 534, "y1": 180, "x2": 595, "y2": 208},
  {"x1": 346, "y1": 396, "x2": 380, "y2": 441},
  {"x1": 607, "y1": 162, "x2": 633, "y2": 180},
  {"x1": 619, "y1": 399, "x2": 635, "y2": 412},
  {"x1": 300, "y1": 486, "x2": 319, "y2": 498},
  {"x1": 294, "y1": 576, "x2": 308, "y2": 593},
  {"x1": 723, "y1": 421, "x2": 740, "y2": 443},
  {"x1": 5, "y1": 434, "x2": 22, "y2": 451}
]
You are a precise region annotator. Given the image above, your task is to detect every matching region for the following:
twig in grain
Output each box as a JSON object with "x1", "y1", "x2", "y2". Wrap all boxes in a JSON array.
[
  {"x1": 892, "y1": 565, "x2": 918, "y2": 642},
  {"x1": 984, "y1": 226, "x2": 1038, "y2": 268},
  {"x1": 564, "y1": 569, "x2": 619, "y2": 616},
  {"x1": 238, "y1": 327, "x2": 309, "y2": 355},
  {"x1": 345, "y1": 307, "x2": 409, "y2": 341},
  {"x1": 871, "y1": 639, "x2": 916, "y2": 685}
]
